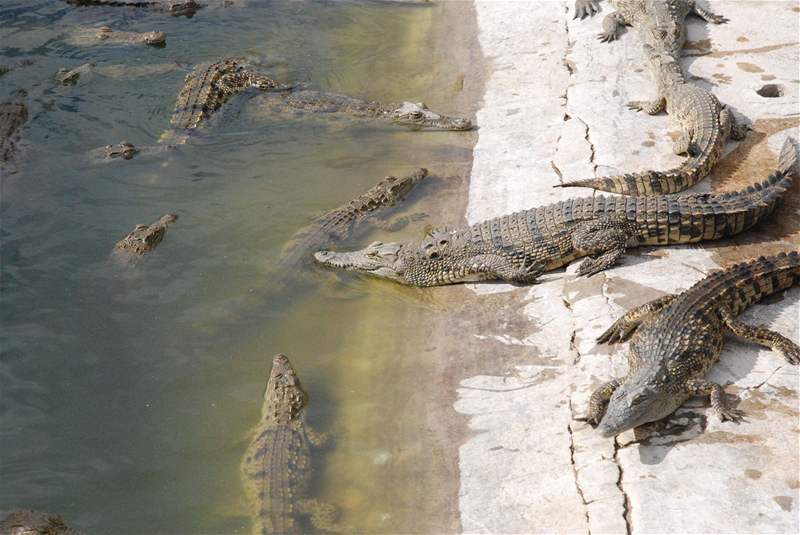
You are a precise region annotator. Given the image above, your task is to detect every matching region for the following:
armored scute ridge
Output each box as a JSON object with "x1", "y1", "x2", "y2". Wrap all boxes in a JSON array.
[
  {"x1": 587, "y1": 251, "x2": 800, "y2": 437},
  {"x1": 558, "y1": 46, "x2": 747, "y2": 195},
  {"x1": 0, "y1": 509, "x2": 79, "y2": 535},
  {"x1": 315, "y1": 138, "x2": 797, "y2": 287},
  {"x1": 162, "y1": 58, "x2": 292, "y2": 144},
  {"x1": 241, "y1": 354, "x2": 344, "y2": 534}
]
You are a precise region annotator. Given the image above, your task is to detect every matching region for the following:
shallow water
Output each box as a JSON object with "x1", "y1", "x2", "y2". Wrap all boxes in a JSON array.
[{"x1": 1, "y1": 1, "x2": 477, "y2": 533}]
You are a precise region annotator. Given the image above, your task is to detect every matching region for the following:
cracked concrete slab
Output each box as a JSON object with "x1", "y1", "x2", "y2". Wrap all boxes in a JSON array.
[{"x1": 457, "y1": 1, "x2": 799, "y2": 533}]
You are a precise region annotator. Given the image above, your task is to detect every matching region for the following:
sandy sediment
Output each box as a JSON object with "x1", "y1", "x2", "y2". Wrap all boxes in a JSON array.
[{"x1": 455, "y1": 1, "x2": 799, "y2": 533}]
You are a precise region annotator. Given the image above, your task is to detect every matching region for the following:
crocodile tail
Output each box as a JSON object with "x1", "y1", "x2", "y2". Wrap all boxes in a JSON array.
[
  {"x1": 556, "y1": 166, "x2": 699, "y2": 196},
  {"x1": 777, "y1": 136, "x2": 799, "y2": 177}
]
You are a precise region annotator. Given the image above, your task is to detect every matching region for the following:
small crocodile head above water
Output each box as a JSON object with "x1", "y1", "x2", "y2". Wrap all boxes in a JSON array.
[
  {"x1": 96, "y1": 26, "x2": 167, "y2": 46},
  {"x1": 262, "y1": 353, "x2": 308, "y2": 425},
  {"x1": 113, "y1": 213, "x2": 178, "y2": 258},
  {"x1": 392, "y1": 101, "x2": 472, "y2": 130},
  {"x1": 104, "y1": 141, "x2": 139, "y2": 160}
]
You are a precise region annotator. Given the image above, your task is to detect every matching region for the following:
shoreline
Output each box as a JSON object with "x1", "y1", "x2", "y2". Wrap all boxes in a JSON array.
[{"x1": 456, "y1": 1, "x2": 799, "y2": 532}]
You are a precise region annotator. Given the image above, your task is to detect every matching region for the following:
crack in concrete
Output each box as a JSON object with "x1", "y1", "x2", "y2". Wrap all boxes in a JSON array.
[
  {"x1": 551, "y1": 159, "x2": 565, "y2": 183},
  {"x1": 567, "y1": 404, "x2": 593, "y2": 535},
  {"x1": 575, "y1": 115, "x2": 599, "y2": 176},
  {"x1": 612, "y1": 436, "x2": 633, "y2": 535}
]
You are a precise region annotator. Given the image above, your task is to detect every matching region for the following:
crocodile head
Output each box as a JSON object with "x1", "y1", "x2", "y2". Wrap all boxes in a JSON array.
[
  {"x1": 165, "y1": 0, "x2": 201, "y2": 15},
  {"x1": 364, "y1": 168, "x2": 428, "y2": 207},
  {"x1": 105, "y1": 141, "x2": 139, "y2": 160},
  {"x1": 315, "y1": 228, "x2": 502, "y2": 286},
  {"x1": 597, "y1": 372, "x2": 685, "y2": 437},
  {"x1": 392, "y1": 102, "x2": 472, "y2": 131},
  {"x1": 116, "y1": 213, "x2": 178, "y2": 256},
  {"x1": 262, "y1": 354, "x2": 308, "y2": 424}
]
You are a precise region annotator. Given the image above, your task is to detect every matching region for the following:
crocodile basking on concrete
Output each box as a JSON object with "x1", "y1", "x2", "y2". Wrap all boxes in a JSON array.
[
  {"x1": 0, "y1": 509, "x2": 79, "y2": 535},
  {"x1": 1, "y1": 90, "x2": 28, "y2": 165},
  {"x1": 252, "y1": 89, "x2": 473, "y2": 131},
  {"x1": 575, "y1": 0, "x2": 727, "y2": 57},
  {"x1": 63, "y1": 0, "x2": 200, "y2": 16},
  {"x1": 111, "y1": 213, "x2": 177, "y2": 263},
  {"x1": 242, "y1": 354, "x2": 344, "y2": 534},
  {"x1": 558, "y1": 45, "x2": 747, "y2": 195},
  {"x1": 315, "y1": 137, "x2": 797, "y2": 286},
  {"x1": 278, "y1": 168, "x2": 428, "y2": 271},
  {"x1": 586, "y1": 250, "x2": 800, "y2": 437}
]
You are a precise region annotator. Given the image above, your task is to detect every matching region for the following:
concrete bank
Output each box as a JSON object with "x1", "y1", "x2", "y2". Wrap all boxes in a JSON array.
[{"x1": 456, "y1": 1, "x2": 799, "y2": 533}]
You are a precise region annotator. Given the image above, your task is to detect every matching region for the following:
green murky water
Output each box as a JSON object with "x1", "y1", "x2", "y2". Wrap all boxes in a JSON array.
[{"x1": 1, "y1": 1, "x2": 478, "y2": 533}]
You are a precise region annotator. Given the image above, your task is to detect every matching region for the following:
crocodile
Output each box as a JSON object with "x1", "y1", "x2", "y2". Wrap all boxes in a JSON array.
[
  {"x1": 55, "y1": 63, "x2": 95, "y2": 86},
  {"x1": 574, "y1": 0, "x2": 727, "y2": 58},
  {"x1": 314, "y1": 137, "x2": 797, "y2": 287},
  {"x1": 111, "y1": 213, "x2": 178, "y2": 262},
  {"x1": 587, "y1": 251, "x2": 800, "y2": 437},
  {"x1": 252, "y1": 89, "x2": 473, "y2": 131},
  {"x1": 0, "y1": 509, "x2": 79, "y2": 535},
  {"x1": 557, "y1": 44, "x2": 747, "y2": 195},
  {"x1": 69, "y1": 26, "x2": 167, "y2": 47},
  {"x1": 62, "y1": 0, "x2": 200, "y2": 16},
  {"x1": 0, "y1": 59, "x2": 35, "y2": 78},
  {"x1": 159, "y1": 58, "x2": 293, "y2": 145},
  {"x1": 279, "y1": 168, "x2": 428, "y2": 272},
  {"x1": 241, "y1": 354, "x2": 343, "y2": 534},
  {"x1": 1, "y1": 90, "x2": 28, "y2": 164}
]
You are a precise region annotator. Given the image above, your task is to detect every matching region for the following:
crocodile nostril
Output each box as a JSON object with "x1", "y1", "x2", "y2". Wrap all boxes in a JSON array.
[{"x1": 756, "y1": 84, "x2": 784, "y2": 98}]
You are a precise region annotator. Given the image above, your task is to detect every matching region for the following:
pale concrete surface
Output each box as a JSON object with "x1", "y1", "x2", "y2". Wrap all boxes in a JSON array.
[{"x1": 457, "y1": 1, "x2": 800, "y2": 533}]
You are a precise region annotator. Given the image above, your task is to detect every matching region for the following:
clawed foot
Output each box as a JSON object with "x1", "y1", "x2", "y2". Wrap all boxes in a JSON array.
[
  {"x1": 717, "y1": 404, "x2": 745, "y2": 423},
  {"x1": 627, "y1": 101, "x2": 645, "y2": 112},
  {"x1": 597, "y1": 32, "x2": 616, "y2": 43},
  {"x1": 513, "y1": 261, "x2": 546, "y2": 284},
  {"x1": 777, "y1": 342, "x2": 800, "y2": 365},
  {"x1": 577, "y1": 257, "x2": 604, "y2": 277},
  {"x1": 573, "y1": 0, "x2": 600, "y2": 19}
]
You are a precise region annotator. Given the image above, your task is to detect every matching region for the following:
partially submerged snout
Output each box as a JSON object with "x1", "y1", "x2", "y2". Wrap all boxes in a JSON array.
[
  {"x1": 143, "y1": 31, "x2": 167, "y2": 46},
  {"x1": 393, "y1": 102, "x2": 472, "y2": 131},
  {"x1": 314, "y1": 241, "x2": 407, "y2": 283}
]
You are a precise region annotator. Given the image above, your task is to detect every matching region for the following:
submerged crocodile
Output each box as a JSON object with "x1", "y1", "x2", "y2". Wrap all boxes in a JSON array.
[
  {"x1": 578, "y1": 0, "x2": 727, "y2": 58},
  {"x1": 69, "y1": 26, "x2": 167, "y2": 47},
  {"x1": 111, "y1": 213, "x2": 178, "y2": 262},
  {"x1": 242, "y1": 354, "x2": 343, "y2": 534},
  {"x1": 279, "y1": 168, "x2": 428, "y2": 271},
  {"x1": 558, "y1": 45, "x2": 747, "y2": 195},
  {"x1": 1, "y1": 90, "x2": 28, "y2": 165},
  {"x1": 63, "y1": 0, "x2": 200, "y2": 16},
  {"x1": 315, "y1": 137, "x2": 797, "y2": 286},
  {"x1": 0, "y1": 509, "x2": 79, "y2": 535},
  {"x1": 587, "y1": 251, "x2": 800, "y2": 437},
  {"x1": 253, "y1": 89, "x2": 473, "y2": 131}
]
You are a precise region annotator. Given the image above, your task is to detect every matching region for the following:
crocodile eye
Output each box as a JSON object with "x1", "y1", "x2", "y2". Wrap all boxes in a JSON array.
[
  {"x1": 428, "y1": 252, "x2": 439, "y2": 259},
  {"x1": 439, "y1": 239, "x2": 448, "y2": 246}
]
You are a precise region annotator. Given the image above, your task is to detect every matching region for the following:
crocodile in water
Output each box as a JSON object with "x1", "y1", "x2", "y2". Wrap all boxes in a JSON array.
[
  {"x1": 315, "y1": 137, "x2": 797, "y2": 286},
  {"x1": 111, "y1": 213, "x2": 178, "y2": 262},
  {"x1": 63, "y1": 0, "x2": 200, "y2": 16},
  {"x1": 253, "y1": 89, "x2": 473, "y2": 131},
  {"x1": 241, "y1": 354, "x2": 344, "y2": 534},
  {"x1": 69, "y1": 26, "x2": 167, "y2": 47},
  {"x1": 278, "y1": 168, "x2": 428, "y2": 271},
  {"x1": 586, "y1": 251, "x2": 800, "y2": 437},
  {"x1": 557, "y1": 45, "x2": 747, "y2": 195},
  {"x1": 159, "y1": 58, "x2": 293, "y2": 145},
  {"x1": 1, "y1": 90, "x2": 28, "y2": 165},
  {"x1": 0, "y1": 509, "x2": 79, "y2": 535}
]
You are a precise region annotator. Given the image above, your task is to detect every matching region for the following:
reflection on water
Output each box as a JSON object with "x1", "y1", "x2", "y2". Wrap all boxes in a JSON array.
[{"x1": 1, "y1": 0, "x2": 478, "y2": 533}]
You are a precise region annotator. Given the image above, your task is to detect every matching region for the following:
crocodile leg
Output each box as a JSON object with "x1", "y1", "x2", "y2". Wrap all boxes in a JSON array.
[
  {"x1": 571, "y1": 216, "x2": 635, "y2": 277},
  {"x1": 597, "y1": 11, "x2": 626, "y2": 42},
  {"x1": 685, "y1": 379, "x2": 744, "y2": 422},
  {"x1": 583, "y1": 378, "x2": 622, "y2": 425},
  {"x1": 718, "y1": 306, "x2": 800, "y2": 364},
  {"x1": 296, "y1": 499, "x2": 345, "y2": 533},
  {"x1": 306, "y1": 428, "x2": 331, "y2": 448},
  {"x1": 573, "y1": 0, "x2": 601, "y2": 20},
  {"x1": 720, "y1": 106, "x2": 748, "y2": 141},
  {"x1": 597, "y1": 294, "x2": 677, "y2": 344},
  {"x1": 692, "y1": 1, "x2": 728, "y2": 24},
  {"x1": 627, "y1": 96, "x2": 666, "y2": 115},
  {"x1": 468, "y1": 254, "x2": 546, "y2": 284}
]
